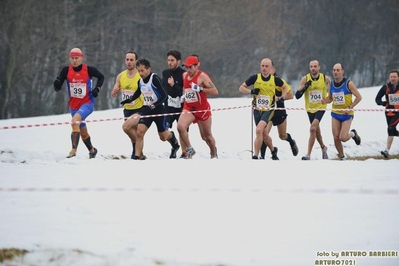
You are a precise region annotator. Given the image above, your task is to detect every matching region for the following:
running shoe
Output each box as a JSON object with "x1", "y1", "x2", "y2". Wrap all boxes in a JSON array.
[
  {"x1": 322, "y1": 146, "x2": 328, "y2": 159},
  {"x1": 185, "y1": 147, "x2": 196, "y2": 159},
  {"x1": 131, "y1": 155, "x2": 146, "y2": 160},
  {"x1": 351, "y1": 129, "x2": 361, "y2": 145},
  {"x1": 380, "y1": 150, "x2": 389, "y2": 159},
  {"x1": 66, "y1": 151, "x2": 76, "y2": 158},
  {"x1": 291, "y1": 140, "x2": 298, "y2": 156},
  {"x1": 211, "y1": 147, "x2": 218, "y2": 159},
  {"x1": 271, "y1": 147, "x2": 279, "y2": 160},
  {"x1": 89, "y1": 148, "x2": 98, "y2": 159},
  {"x1": 170, "y1": 143, "x2": 180, "y2": 159}
]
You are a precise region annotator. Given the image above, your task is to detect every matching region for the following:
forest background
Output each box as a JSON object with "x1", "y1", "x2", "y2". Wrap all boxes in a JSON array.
[{"x1": 1, "y1": 0, "x2": 398, "y2": 119}]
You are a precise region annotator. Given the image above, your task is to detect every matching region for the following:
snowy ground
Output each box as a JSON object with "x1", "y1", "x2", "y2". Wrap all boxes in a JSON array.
[{"x1": 0, "y1": 86, "x2": 398, "y2": 266}]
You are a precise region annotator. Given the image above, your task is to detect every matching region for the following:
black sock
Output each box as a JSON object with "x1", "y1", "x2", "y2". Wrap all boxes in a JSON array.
[
  {"x1": 71, "y1": 132, "x2": 80, "y2": 149},
  {"x1": 169, "y1": 131, "x2": 178, "y2": 147},
  {"x1": 260, "y1": 142, "x2": 267, "y2": 158},
  {"x1": 83, "y1": 136, "x2": 93, "y2": 151},
  {"x1": 286, "y1": 133, "x2": 295, "y2": 146}
]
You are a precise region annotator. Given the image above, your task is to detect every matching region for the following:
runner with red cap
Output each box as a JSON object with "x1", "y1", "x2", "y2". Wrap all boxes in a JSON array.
[{"x1": 177, "y1": 55, "x2": 219, "y2": 159}]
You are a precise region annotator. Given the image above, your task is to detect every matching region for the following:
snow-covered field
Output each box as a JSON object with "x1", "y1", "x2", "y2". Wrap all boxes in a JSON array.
[{"x1": 0, "y1": 86, "x2": 398, "y2": 266}]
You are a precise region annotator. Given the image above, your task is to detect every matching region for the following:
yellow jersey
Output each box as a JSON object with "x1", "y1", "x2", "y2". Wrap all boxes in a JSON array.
[
  {"x1": 253, "y1": 73, "x2": 276, "y2": 110},
  {"x1": 120, "y1": 70, "x2": 143, "y2": 110},
  {"x1": 304, "y1": 73, "x2": 328, "y2": 113}
]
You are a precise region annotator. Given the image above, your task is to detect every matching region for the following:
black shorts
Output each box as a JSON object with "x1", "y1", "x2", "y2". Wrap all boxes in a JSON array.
[
  {"x1": 307, "y1": 110, "x2": 326, "y2": 123},
  {"x1": 271, "y1": 110, "x2": 287, "y2": 126},
  {"x1": 254, "y1": 109, "x2": 274, "y2": 125},
  {"x1": 165, "y1": 106, "x2": 182, "y2": 128},
  {"x1": 139, "y1": 105, "x2": 168, "y2": 132},
  {"x1": 124, "y1": 108, "x2": 142, "y2": 121}
]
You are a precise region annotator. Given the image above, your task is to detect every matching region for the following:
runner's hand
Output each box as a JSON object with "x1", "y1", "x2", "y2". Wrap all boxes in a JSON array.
[
  {"x1": 120, "y1": 96, "x2": 133, "y2": 105},
  {"x1": 191, "y1": 83, "x2": 203, "y2": 92},
  {"x1": 91, "y1": 87, "x2": 100, "y2": 97},
  {"x1": 304, "y1": 80, "x2": 312, "y2": 90}
]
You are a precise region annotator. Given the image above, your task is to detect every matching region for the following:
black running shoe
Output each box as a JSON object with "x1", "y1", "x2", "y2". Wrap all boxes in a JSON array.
[
  {"x1": 170, "y1": 143, "x2": 180, "y2": 159},
  {"x1": 380, "y1": 150, "x2": 389, "y2": 158},
  {"x1": 271, "y1": 147, "x2": 279, "y2": 160},
  {"x1": 351, "y1": 129, "x2": 361, "y2": 145},
  {"x1": 89, "y1": 148, "x2": 98, "y2": 159},
  {"x1": 291, "y1": 140, "x2": 298, "y2": 156},
  {"x1": 131, "y1": 155, "x2": 146, "y2": 160}
]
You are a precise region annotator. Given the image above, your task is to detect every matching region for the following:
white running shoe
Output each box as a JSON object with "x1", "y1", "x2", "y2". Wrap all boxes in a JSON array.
[
  {"x1": 322, "y1": 146, "x2": 328, "y2": 159},
  {"x1": 185, "y1": 147, "x2": 196, "y2": 159}
]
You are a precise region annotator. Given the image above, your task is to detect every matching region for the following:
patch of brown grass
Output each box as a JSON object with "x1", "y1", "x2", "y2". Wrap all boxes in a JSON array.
[
  {"x1": 0, "y1": 248, "x2": 29, "y2": 263},
  {"x1": 332, "y1": 154, "x2": 399, "y2": 161}
]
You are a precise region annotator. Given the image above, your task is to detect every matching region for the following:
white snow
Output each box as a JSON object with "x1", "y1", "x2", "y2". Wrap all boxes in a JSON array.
[{"x1": 0, "y1": 86, "x2": 398, "y2": 266}]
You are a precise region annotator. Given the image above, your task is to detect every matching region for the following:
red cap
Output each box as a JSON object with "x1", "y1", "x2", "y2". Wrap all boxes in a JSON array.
[
  {"x1": 183, "y1": 56, "x2": 199, "y2": 67},
  {"x1": 69, "y1": 51, "x2": 84, "y2": 57}
]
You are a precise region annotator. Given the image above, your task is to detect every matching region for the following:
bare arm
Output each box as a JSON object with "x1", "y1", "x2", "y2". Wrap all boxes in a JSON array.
[
  {"x1": 325, "y1": 75, "x2": 331, "y2": 88},
  {"x1": 239, "y1": 82, "x2": 252, "y2": 94},
  {"x1": 321, "y1": 75, "x2": 332, "y2": 104},
  {"x1": 200, "y1": 73, "x2": 218, "y2": 96},
  {"x1": 348, "y1": 81, "x2": 362, "y2": 109},
  {"x1": 281, "y1": 83, "x2": 289, "y2": 99},
  {"x1": 275, "y1": 83, "x2": 290, "y2": 102},
  {"x1": 295, "y1": 76, "x2": 308, "y2": 99},
  {"x1": 285, "y1": 90, "x2": 294, "y2": 100},
  {"x1": 297, "y1": 76, "x2": 307, "y2": 92},
  {"x1": 322, "y1": 89, "x2": 333, "y2": 104},
  {"x1": 111, "y1": 73, "x2": 122, "y2": 98}
]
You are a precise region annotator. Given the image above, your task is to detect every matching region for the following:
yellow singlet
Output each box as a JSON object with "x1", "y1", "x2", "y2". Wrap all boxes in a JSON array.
[{"x1": 120, "y1": 70, "x2": 143, "y2": 110}]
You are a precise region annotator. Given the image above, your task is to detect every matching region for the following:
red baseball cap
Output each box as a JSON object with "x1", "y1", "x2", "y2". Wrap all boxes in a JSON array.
[{"x1": 183, "y1": 56, "x2": 199, "y2": 67}]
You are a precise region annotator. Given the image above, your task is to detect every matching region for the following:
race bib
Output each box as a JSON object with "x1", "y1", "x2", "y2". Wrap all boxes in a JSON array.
[
  {"x1": 142, "y1": 90, "x2": 157, "y2": 105},
  {"x1": 184, "y1": 89, "x2": 198, "y2": 103},
  {"x1": 168, "y1": 95, "x2": 181, "y2": 108},
  {"x1": 70, "y1": 83, "x2": 87, "y2": 99},
  {"x1": 122, "y1": 90, "x2": 135, "y2": 106},
  {"x1": 256, "y1": 95, "x2": 271, "y2": 109},
  {"x1": 332, "y1": 92, "x2": 345, "y2": 105},
  {"x1": 388, "y1": 94, "x2": 399, "y2": 105},
  {"x1": 309, "y1": 90, "x2": 322, "y2": 103}
]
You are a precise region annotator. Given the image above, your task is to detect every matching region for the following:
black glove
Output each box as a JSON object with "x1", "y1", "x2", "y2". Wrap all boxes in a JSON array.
[
  {"x1": 295, "y1": 90, "x2": 304, "y2": 99},
  {"x1": 303, "y1": 80, "x2": 312, "y2": 90},
  {"x1": 91, "y1": 87, "x2": 100, "y2": 97},
  {"x1": 120, "y1": 96, "x2": 134, "y2": 105},
  {"x1": 295, "y1": 80, "x2": 312, "y2": 99},
  {"x1": 251, "y1": 88, "x2": 260, "y2": 95},
  {"x1": 379, "y1": 101, "x2": 388, "y2": 107},
  {"x1": 277, "y1": 96, "x2": 285, "y2": 103},
  {"x1": 54, "y1": 78, "x2": 62, "y2": 91}
]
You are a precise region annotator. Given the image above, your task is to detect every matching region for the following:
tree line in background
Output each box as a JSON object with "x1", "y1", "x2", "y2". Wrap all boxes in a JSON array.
[{"x1": 1, "y1": 0, "x2": 398, "y2": 119}]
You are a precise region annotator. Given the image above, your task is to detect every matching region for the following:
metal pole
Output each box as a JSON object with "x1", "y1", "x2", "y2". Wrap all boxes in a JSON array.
[{"x1": 251, "y1": 106, "x2": 254, "y2": 158}]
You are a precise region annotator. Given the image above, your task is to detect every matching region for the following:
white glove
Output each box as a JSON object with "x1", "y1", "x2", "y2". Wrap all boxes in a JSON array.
[{"x1": 191, "y1": 83, "x2": 203, "y2": 92}]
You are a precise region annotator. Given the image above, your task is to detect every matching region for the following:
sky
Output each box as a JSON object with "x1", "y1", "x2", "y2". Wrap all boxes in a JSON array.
[{"x1": 0, "y1": 86, "x2": 398, "y2": 266}]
